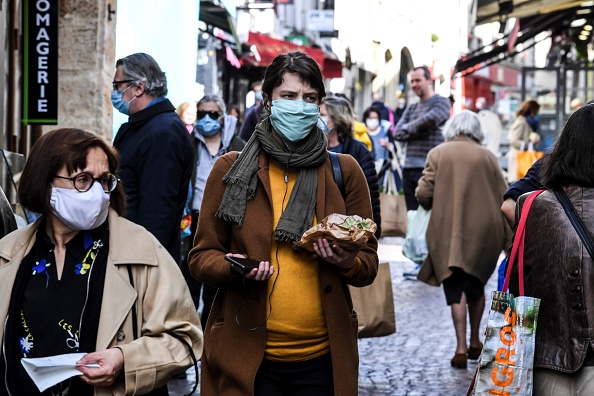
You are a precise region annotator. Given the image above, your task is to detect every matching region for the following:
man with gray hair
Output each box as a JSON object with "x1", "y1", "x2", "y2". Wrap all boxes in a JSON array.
[{"x1": 112, "y1": 53, "x2": 194, "y2": 262}]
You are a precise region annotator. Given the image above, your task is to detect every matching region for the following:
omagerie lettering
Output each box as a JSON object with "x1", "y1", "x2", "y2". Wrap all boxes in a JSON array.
[{"x1": 23, "y1": 0, "x2": 58, "y2": 123}]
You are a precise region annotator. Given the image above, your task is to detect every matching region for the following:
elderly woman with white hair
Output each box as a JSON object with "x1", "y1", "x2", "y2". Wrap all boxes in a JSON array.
[{"x1": 415, "y1": 110, "x2": 512, "y2": 369}]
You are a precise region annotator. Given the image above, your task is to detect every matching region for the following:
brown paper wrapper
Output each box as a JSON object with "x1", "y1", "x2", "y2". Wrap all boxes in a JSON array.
[{"x1": 295, "y1": 214, "x2": 377, "y2": 252}]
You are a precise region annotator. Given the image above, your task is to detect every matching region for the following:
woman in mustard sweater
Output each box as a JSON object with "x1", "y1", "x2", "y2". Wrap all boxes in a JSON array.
[{"x1": 189, "y1": 51, "x2": 378, "y2": 396}]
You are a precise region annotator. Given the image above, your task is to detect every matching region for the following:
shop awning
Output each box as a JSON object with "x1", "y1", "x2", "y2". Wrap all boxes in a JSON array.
[
  {"x1": 453, "y1": 6, "x2": 578, "y2": 77},
  {"x1": 323, "y1": 56, "x2": 343, "y2": 79},
  {"x1": 241, "y1": 32, "x2": 342, "y2": 78},
  {"x1": 477, "y1": 0, "x2": 581, "y2": 25},
  {"x1": 199, "y1": 0, "x2": 241, "y2": 48}
]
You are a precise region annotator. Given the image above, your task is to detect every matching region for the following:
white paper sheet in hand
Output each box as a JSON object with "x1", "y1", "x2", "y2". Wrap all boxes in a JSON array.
[{"x1": 21, "y1": 352, "x2": 100, "y2": 392}]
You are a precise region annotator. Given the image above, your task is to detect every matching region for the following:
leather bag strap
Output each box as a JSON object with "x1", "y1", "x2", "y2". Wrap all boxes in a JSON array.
[
  {"x1": 502, "y1": 189, "x2": 545, "y2": 295},
  {"x1": 553, "y1": 189, "x2": 594, "y2": 260}
]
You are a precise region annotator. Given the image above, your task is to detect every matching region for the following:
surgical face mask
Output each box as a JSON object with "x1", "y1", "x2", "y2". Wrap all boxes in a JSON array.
[
  {"x1": 196, "y1": 115, "x2": 221, "y2": 136},
  {"x1": 255, "y1": 90, "x2": 263, "y2": 102},
  {"x1": 366, "y1": 118, "x2": 380, "y2": 131},
  {"x1": 270, "y1": 99, "x2": 320, "y2": 142},
  {"x1": 318, "y1": 116, "x2": 330, "y2": 134},
  {"x1": 50, "y1": 182, "x2": 110, "y2": 231},
  {"x1": 111, "y1": 85, "x2": 135, "y2": 115}
]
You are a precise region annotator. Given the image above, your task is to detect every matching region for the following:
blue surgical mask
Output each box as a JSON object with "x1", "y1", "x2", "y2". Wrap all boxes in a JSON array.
[
  {"x1": 196, "y1": 115, "x2": 221, "y2": 136},
  {"x1": 318, "y1": 116, "x2": 330, "y2": 134},
  {"x1": 270, "y1": 99, "x2": 320, "y2": 142},
  {"x1": 111, "y1": 85, "x2": 135, "y2": 115},
  {"x1": 255, "y1": 90, "x2": 263, "y2": 102}
]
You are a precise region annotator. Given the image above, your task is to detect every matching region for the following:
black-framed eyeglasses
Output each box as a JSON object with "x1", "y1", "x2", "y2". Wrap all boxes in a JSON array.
[
  {"x1": 197, "y1": 110, "x2": 221, "y2": 120},
  {"x1": 55, "y1": 172, "x2": 119, "y2": 193},
  {"x1": 112, "y1": 79, "x2": 134, "y2": 90}
]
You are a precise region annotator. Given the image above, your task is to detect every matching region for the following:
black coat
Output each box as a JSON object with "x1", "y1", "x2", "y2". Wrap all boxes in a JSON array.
[
  {"x1": 113, "y1": 99, "x2": 194, "y2": 261},
  {"x1": 330, "y1": 137, "x2": 381, "y2": 237}
]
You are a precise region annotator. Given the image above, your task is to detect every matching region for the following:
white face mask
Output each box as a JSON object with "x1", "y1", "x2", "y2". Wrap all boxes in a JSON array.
[
  {"x1": 50, "y1": 182, "x2": 110, "y2": 231},
  {"x1": 318, "y1": 116, "x2": 331, "y2": 134},
  {"x1": 366, "y1": 118, "x2": 380, "y2": 131}
]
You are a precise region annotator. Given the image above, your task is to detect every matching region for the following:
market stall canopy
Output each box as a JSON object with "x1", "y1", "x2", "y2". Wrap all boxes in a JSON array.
[
  {"x1": 477, "y1": 0, "x2": 583, "y2": 25},
  {"x1": 241, "y1": 32, "x2": 342, "y2": 78},
  {"x1": 454, "y1": 5, "x2": 588, "y2": 77},
  {"x1": 199, "y1": 0, "x2": 241, "y2": 48}
]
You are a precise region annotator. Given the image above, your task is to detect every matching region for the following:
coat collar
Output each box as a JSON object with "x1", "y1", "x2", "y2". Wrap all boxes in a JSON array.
[
  {"x1": 128, "y1": 98, "x2": 175, "y2": 126},
  {"x1": 0, "y1": 211, "x2": 145, "y2": 351},
  {"x1": 0, "y1": 210, "x2": 160, "y2": 267}
]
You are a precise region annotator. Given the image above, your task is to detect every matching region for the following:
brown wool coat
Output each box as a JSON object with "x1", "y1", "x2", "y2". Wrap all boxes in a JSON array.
[
  {"x1": 415, "y1": 138, "x2": 512, "y2": 286},
  {"x1": 189, "y1": 151, "x2": 379, "y2": 396}
]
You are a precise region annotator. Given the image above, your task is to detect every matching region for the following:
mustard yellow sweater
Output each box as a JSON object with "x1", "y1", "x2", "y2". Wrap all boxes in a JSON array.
[{"x1": 265, "y1": 162, "x2": 329, "y2": 361}]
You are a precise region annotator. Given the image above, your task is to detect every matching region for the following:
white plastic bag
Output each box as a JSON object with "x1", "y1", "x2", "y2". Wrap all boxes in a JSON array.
[{"x1": 402, "y1": 208, "x2": 431, "y2": 264}]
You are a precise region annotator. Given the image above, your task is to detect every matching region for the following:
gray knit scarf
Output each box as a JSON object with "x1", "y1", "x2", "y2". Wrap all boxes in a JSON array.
[{"x1": 216, "y1": 117, "x2": 328, "y2": 242}]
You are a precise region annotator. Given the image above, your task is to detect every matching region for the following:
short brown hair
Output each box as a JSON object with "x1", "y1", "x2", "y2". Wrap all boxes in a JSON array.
[
  {"x1": 261, "y1": 51, "x2": 326, "y2": 109},
  {"x1": 19, "y1": 128, "x2": 126, "y2": 216}
]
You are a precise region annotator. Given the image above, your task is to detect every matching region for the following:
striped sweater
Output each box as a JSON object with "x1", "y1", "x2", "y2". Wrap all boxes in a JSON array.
[{"x1": 393, "y1": 94, "x2": 451, "y2": 168}]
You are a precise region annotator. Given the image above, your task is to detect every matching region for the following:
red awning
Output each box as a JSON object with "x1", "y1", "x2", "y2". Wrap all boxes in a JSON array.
[
  {"x1": 323, "y1": 56, "x2": 343, "y2": 79},
  {"x1": 241, "y1": 32, "x2": 342, "y2": 78}
]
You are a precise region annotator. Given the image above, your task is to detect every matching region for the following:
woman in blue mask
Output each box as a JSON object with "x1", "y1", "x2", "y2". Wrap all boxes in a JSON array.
[
  {"x1": 180, "y1": 95, "x2": 245, "y2": 329},
  {"x1": 189, "y1": 51, "x2": 379, "y2": 396},
  {"x1": 507, "y1": 99, "x2": 541, "y2": 182}
]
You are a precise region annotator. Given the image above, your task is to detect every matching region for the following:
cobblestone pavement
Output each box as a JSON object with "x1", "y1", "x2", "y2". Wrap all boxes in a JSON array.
[{"x1": 169, "y1": 237, "x2": 500, "y2": 395}]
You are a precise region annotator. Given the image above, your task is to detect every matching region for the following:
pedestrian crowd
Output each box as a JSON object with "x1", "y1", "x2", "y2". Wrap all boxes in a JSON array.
[{"x1": 0, "y1": 48, "x2": 590, "y2": 396}]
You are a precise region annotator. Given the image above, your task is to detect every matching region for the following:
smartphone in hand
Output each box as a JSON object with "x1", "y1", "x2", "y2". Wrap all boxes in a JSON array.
[{"x1": 225, "y1": 256, "x2": 260, "y2": 274}]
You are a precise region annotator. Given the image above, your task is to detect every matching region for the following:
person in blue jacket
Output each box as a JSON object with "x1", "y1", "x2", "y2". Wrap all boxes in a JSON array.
[
  {"x1": 501, "y1": 158, "x2": 543, "y2": 225},
  {"x1": 320, "y1": 96, "x2": 381, "y2": 237},
  {"x1": 112, "y1": 53, "x2": 194, "y2": 262}
]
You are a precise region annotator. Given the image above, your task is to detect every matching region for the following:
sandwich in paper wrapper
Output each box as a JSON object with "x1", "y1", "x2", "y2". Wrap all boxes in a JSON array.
[{"x1": 295, "y1": 214, "x2": 377, "y2": 252}]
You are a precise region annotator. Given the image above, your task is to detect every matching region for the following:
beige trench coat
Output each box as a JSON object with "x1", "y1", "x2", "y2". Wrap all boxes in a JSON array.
[
  {"x1": 0, "y1": 210, "x2": 203, "y2": 395},
  {"x1": 416, "y1": 138, "x2": 512, "y2": 286}
]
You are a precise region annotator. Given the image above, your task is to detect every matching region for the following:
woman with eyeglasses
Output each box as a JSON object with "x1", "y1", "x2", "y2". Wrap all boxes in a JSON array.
[
  {"x1": 181, "y1": 95, "x2": 246, "y2": 328},
  {"x1": 0, "y1": 128, "x2": 202, "y2": 395}
]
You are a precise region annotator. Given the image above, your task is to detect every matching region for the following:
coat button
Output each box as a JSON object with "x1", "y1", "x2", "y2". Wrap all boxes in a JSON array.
[
  {"x1": 116, "y1": 331, "x2": 125, "y2": 341},
  {"x1": 324, "y1": 285, "x2": 333, "y2": 293},
  {"x1": 571, "y1": 269, "x2": 580, "y2": 277},
  {"x1": 574, "y1": 302, "x2": 584, "y2": 310},
  {"x1": 573, "y1": 285, "x2": 582, "y2": 292}
]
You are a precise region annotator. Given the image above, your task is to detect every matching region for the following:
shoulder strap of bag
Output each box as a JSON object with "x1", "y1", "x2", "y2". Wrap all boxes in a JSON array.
[
  {"x1": 328, "y1": 151, "x2": 346, "y2": 200},
  {"x1": 126, "y1": 265, "x2": 198, "y2": 396},
  {"x1": 502, "y1": 189, "x2": 546, "y2": 294},
  {"x1": 553, "y1": 189, "x2": 594, "y2": 260}
]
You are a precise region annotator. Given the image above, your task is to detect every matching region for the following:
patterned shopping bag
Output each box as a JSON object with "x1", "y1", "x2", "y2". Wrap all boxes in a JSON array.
[{"x1": 469, "y1": 190, "x2": 544, "y2": 396}]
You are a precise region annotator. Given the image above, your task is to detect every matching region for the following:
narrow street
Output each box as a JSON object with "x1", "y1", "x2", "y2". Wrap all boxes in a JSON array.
[{"x1": 170, "y1": 237, "x2": 500, "y2": 395}]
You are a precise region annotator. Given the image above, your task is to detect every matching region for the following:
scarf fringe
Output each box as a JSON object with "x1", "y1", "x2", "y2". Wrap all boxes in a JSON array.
[
  {"x1": 215, "y1": 210, "x2": 245, "y2": 226},
  {"x1": 274, "y1": 229, "x2": 301, "y2": 243}
]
